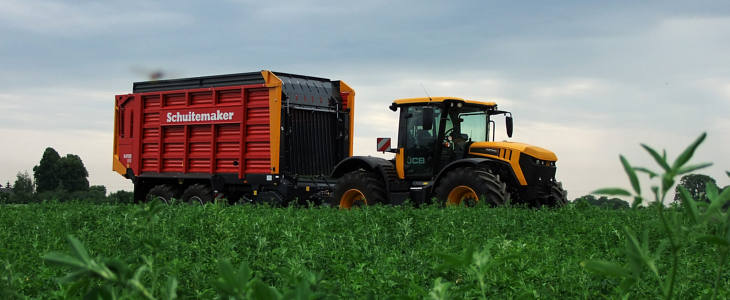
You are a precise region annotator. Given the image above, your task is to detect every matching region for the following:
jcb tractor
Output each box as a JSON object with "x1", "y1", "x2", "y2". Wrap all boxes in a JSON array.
[{"x1": 330, "y1": 97, "x2": 567, "y2": 207}]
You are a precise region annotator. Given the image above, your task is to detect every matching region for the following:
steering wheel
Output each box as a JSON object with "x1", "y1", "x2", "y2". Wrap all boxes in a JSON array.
[{"x1": 442, "y1": 128, "x2": 454, "y2": 147}]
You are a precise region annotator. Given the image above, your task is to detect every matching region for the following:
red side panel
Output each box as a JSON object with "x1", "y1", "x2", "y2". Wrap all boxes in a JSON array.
[{"x1": 117, "y1": 84, "x2": 272, "y2": 179}]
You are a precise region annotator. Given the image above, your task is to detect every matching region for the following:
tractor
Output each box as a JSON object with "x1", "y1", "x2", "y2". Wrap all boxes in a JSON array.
[{"x1": 330, "y1": 97, "x2": 567, "y2": 207}]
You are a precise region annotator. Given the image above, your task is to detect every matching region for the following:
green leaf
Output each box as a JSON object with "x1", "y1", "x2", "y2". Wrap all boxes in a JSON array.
[
  {"x1": 620, "y1": 155, "x2": 641, "y2": 195},
  {"x1": 43, "y1": 252, "x2": 87, "y2": 269},
  {"x1": 641, "y1": 144, "x2": 671, "y2": 172},
  {"x1": 581, "y1": 260, "x2": 630, "y2": 278},
  {"x1": 677, "y1": 162, "x2": 713, "y2": 175},
  {"x1": 592, "y1": 188, "x2": 631, "y2": 197},
  {"x1": 697, "y1": 235, "x2": 730, "y2": 247},
  {"x1": 631, "y1": 196, "x2": 643, "y2": 209},
  {"x1": 671, "y1": 132, "x2": 706, "y2": 171},
  {"x1": 633, "y1": 167, "x2": 658, "y2": 179},
  {"x1": 726, "y1": 171, "x2": 730, "y2": 178},
  {"x1": 705, "y1": 184, "x2": 730, "y2": 217},
  {"x1": 618, "y1": 277, "x2": 638, "y2": 294},
  {"x1": 706, "y1": 182, "x2": 720, "y2": 201},
  {"x1": 678, "y1": 186, "x2": 699, "y2": 224},
  {"x1": 436, "y1": 245, "x2": 475, "y2": 271},
  {"x1": 248, "y1": 279, "x2": 281, "y2": 300},
  {"x1": 66, "y1": 235, "x2": 92, "y2": 264},
  {"x1": 164, "y1": 277, "x2": 178, "y2": 300}
]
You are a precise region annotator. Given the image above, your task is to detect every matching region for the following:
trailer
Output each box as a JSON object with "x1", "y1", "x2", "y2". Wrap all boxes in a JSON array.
[{"x1": 113, "y1": 70, "x2": 354, "y2": 204}]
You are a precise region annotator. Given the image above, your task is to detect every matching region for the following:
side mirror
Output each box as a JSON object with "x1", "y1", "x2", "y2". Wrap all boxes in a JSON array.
[
  {"x1": 422, "y1": 107, "x2": 434, "y2": 131},
  {"x1": 505, "y1": 116, "x2": 513, "y2": 138}
]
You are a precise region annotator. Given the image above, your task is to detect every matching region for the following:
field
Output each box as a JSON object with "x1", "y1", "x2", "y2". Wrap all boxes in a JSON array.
[{"x1": 1, "y1": 202, "x2": 728, "y2": 299}]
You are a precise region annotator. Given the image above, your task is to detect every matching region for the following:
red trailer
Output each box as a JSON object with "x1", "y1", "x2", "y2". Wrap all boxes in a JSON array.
[{"x1": 113, "y1": 70, "x2": 354, "y2": 204}]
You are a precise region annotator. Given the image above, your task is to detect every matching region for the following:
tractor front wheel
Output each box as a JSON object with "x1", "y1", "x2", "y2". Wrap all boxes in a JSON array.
[
  {"x1": 539, "y1": 182, "x2": 568, "y2": 207},
  {"x1": 434, "y1": 167, "x2": 509, "y2": 206},
  {"x1": 332, "y1": 170, "x2": 386, "y2": 208}
]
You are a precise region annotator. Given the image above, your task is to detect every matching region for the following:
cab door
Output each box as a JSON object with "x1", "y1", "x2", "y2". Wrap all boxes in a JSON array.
[{"x1": 396, "y1": 105, "x2": 441, "y2": 179}]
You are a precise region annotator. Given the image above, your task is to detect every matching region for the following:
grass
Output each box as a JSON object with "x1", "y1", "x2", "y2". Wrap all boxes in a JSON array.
[{"x1": 1, "y1": 201, "x2": 728, "y2": 299}]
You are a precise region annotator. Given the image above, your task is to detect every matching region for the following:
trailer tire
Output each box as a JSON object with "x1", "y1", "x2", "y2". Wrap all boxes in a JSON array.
[
  {"x1": 434, "y1": 167, "x2": 508, "y2": 206},
  {"x1": 147, "y1": 185, "x2": 177, "y2": 205},
  {"x1": 182, "y1": 184, "x2": 213, "y2": 205},
  {"x1": 332, "y1": 170, "x2": 386, "y2": 208}
]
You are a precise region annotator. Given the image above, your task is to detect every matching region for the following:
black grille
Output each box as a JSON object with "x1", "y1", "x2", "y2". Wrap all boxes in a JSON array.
[
  {"x1": 518, "y1": 154, "x2": 557, "y2": 187},
  {"x1": 282, "y1": 108, "x2": 347, "y2": 176}
]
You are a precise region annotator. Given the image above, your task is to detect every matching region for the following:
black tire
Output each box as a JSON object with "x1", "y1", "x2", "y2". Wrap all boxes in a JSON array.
[
  {"x1": 540, "y1": 182, "x2": 568, "y2": 207},
  {"x1": 332, "y1": 170, "x2": 386, "y2": 208},
  {"x1": 181, "y1": 184, "x2": 213, "y2": 205},
  {"x1": 434, "y1": 167, "x2": 509, "y2": 206},
  {"x1": 147, "y1": 185, "x2": 176, "y2": 204}
]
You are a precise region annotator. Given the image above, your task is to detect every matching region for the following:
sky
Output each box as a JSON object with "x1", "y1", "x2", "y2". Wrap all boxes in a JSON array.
[{"x1": 1, "y1": 0, "x2": 728, "y2": 199}]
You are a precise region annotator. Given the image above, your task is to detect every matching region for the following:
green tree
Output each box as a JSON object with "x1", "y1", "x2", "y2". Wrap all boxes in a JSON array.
[
  {"x1": 12, "y1": 171, "x2": 35, "y2": 203},
  {"x1": 673, "y1": 174, "x2": 716, "y2": 203},
  {"x1": 56, "y1": 154, "x2": 89, "y2": 192},
  {"x1": 33, "y1": 147, "x2": 61, "y2": 193}
]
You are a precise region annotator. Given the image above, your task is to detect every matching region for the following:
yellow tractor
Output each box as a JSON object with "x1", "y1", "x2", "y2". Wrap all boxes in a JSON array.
[{"x1": 330, "y1": 97, "x2": 567, "y2": 207}]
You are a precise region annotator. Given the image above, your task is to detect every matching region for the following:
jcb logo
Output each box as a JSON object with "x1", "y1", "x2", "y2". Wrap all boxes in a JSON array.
[{"x1": 408, "y1": 157, "x2": 426, "y2": 165}]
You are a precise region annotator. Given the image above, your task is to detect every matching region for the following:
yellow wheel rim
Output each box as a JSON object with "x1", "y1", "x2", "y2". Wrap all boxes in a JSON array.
[
  {"x1": 447, "y1": 185, "x2": 478, "y2": 206},
  {"x1": 340, "y1": 189, "x2": 367, "y2": 208}
]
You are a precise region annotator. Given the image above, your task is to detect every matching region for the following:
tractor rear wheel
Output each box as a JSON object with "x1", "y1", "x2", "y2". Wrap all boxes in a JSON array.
[
  {"x1": 147, "y1": 184, "x2": 177, "y2": 204},
  {"x1": 332, "y1": 170, "x2": 386, "y2": 208},
  {"x1": 182, "y1": 184, "x2": 213, "y2": 205},
  {"x1": 434, "y1": 167, "x2": 509, "y2": 206}
]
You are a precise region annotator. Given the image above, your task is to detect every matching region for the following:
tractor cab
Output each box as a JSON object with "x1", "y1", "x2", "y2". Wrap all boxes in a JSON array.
[{"x1": 387, "y1": 97, "x2": 513, "y2": 180}]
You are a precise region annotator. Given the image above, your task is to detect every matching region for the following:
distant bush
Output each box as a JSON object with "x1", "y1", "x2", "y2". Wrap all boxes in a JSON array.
[
  {"x1": 574, "y1": 194, "x2": 629, "y2": 209},
  {"x1": 107, "y1": 190, "x2": 133, "y2": 204}
]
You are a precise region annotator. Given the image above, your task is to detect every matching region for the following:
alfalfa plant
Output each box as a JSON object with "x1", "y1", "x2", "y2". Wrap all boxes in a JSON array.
[
  {"x1": 582, "y1": 133, "x2": 730, "y2": 299},
  {"x1": 43, "y1": 235, "x2": 178, "y2": 300}
]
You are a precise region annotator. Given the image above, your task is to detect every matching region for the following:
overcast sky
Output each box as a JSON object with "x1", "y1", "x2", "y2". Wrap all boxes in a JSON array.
[{"x1": 1, "y1": 0, "x2": 728, "y2": 199}]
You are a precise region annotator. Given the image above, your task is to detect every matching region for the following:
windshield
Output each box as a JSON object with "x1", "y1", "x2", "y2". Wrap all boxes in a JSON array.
[{"x1": 444, "y1": 106, "x2": 487, "y2": 142}]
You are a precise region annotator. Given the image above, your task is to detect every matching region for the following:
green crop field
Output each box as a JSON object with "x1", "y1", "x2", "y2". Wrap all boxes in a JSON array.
[{"x1": 1, "y1": 201, "x2": 728, "y2": 299}]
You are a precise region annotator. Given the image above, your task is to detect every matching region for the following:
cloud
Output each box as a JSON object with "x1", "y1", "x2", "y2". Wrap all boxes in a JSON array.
[
  {"x1": 0, "y1": 0, "x2": 189, "y2": 36},
  {"x1": 0, "y1": 87, "x2": 111, "y2": 131}
]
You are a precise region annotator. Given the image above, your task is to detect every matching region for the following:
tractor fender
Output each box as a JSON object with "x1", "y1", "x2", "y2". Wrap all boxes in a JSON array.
[
  {"x1": 433, "y1": 158, "x2": 520, "y2": 188},
  {"x1": 331, "y1": 156, "x2": 395, "y2": 181},
  {"x1": 331, "y1": 156, "x2": 400, "y2": 198}
]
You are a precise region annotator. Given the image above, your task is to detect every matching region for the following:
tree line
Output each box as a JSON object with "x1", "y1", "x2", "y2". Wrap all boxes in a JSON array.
[
  {"x1": 573, "y1": 173, "x2": 729, "y2": 209},
  {"x1": 0, "y1": 147, "x2": 132, "y2": 204}
]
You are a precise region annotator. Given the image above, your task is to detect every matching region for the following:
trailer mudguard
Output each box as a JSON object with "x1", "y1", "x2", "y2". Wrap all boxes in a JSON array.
[{"x1": 433, "y1": 157, "x2": 520, "y2": 189}]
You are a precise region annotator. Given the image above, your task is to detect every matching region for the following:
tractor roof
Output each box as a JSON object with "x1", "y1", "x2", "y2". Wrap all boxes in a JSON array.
[{"x1": 392, "y1": 97, "x2": 497, "y2": 107}]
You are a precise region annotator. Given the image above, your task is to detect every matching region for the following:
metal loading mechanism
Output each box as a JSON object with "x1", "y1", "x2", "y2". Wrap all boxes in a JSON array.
[{"x1": 277, "y1": 72, "x2": 351, "y2": 176}]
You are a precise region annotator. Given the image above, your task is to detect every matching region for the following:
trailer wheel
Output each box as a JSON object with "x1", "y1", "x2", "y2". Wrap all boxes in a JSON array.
[
  {"x1": 332, "y1": 170, "x2": 386, "y2": 208},
  {"x1": 540, "y1": 182, "x2": 568, "y2": 207},
  {"x1": 434, "y1": 167, "x2": 508, "y2": 206},
  {"x1": 147, "y1": 185, "x2": 177, "y2": 204},
  {"x1": 182, "y1": 184, "x2": 213, "y2": 205}
]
